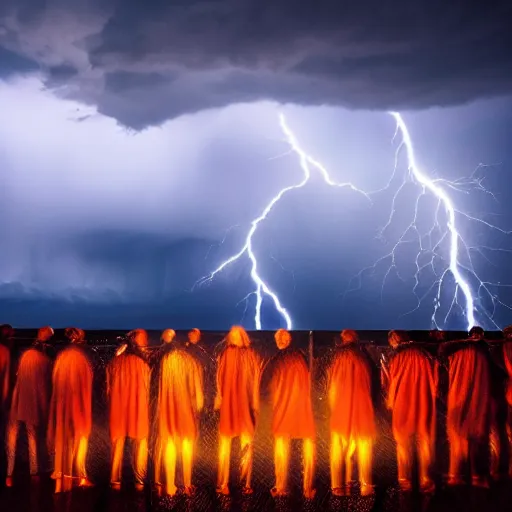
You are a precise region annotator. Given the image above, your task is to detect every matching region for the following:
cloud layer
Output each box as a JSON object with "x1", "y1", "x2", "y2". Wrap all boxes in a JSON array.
[{"x1": 1, "y1": 1, "x2": 512, "y2": 128}]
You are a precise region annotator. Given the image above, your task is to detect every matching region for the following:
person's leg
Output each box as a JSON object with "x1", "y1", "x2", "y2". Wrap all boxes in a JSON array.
[
  {"x1": 26, "y1": 423, "x2": 38, "y2": 476},
  {"x1": 303, "y1": 438, "x2": 316, "y2": 499},
  {"x1": 182, "y1": 437, "x2": 195, "y2": 493},
  {"x1": 133, "y1": 437, "x2": 148, "y2": 488},
  {"x1": 448, "y1": 434, "x2": 467, "y2": 485},
  {"x1": 217, "y1": 435, "x2": 231, "y2": 494},
  {"x1": 240, "y1": 433, "x2": 254, "y2": 493},
  {"x1": 330, "y1": 432, "x2": 342, "y2": 493},
  {"x1": 5, "y1": 420, "x2": 18, "y2": 485},
  {"x1": 395, "y1": 433, "x2": 412, "y2": 490},
  {"x1": 163, "y1": 437, "x2": 177, "y2": 496},
  {"x1": 110, "y1": 437, "x2": 125, "y2": 488},
  {"x1": 342, "y1": 437, "x2": 356, "y2": 486},
  {"x1": 154, "y1": 437, "x2": 163, "y2": 486},
  {"x1": 272, "y1": 436, "x2": 290, "y2": 496},
  {"x1": 417, "y1": 436, "x2": 435, "y2": 492},
  {"x1": 357, "y1": 438, "x2": 374, "y2": 495},
  {"x1": 75, "y1": 436, "x2": 93, "y2": 486}
]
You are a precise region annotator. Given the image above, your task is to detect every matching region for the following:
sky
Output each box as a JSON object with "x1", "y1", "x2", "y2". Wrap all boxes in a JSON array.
[{"x1": 1, "y1": 1, "x2": 512, "y2": 331}]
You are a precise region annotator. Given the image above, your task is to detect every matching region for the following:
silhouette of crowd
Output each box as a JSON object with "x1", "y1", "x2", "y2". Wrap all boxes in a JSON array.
[{"x1": 1, "y1": 322, "x2": 511, "y2": 499}]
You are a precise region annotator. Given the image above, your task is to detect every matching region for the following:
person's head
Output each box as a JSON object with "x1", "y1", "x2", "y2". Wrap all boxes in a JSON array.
[
  {"x1": 64, "y1": 327, "x2": 85, "y2": 344},
  {"x1": 468, "y1": 326, "x2": 484, "y2": 341},
  {"x1": 226, "y1": 325, "x2": 251, "y2": 348},
  {"x1": 503, "y1": 325, "x2": 512, "y2": 340},
  {"x1": 37, "y1": 326, "x2": 54, "y2": 343},
  {"x1": 339, "y1": 329, "x2": 359, "y2": 346},
  {"x1": 0, "y1": 324, "x2": 14, "y2": 342},
  {"x1": 128, "y1": 329, "x2": 149, "y2": 348},
  {"x1": 388, "y1": 330, "x2": 408, "y2": 349},
  {"x1": 274, "y1": 329, "x2": 292, "y2": 350},
  {"x1": 429, "y1": 329, "x2": 446, "y2": 342},
  {"x1": 161, "y1": 329, "x2": 176, "y2": 344},
  {"x1": 188, "y1": 328, "x2": 201, "y2": 345}
]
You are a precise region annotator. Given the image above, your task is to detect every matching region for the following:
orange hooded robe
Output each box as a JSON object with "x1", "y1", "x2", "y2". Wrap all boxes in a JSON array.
[
  {"x1": 503, "y1": 341, "x2": 512, "y2": 406},
  {"x1": 107, "y1": 349, "x2": 150, "y2": 441},
  {"x1": 442, "y1": 340, "x2": 491, "y2": 439},
  {"x1": 47, "y1": 346, "x2": 93, "y2": 453},
  {"x1": 328, "y1": 344, "x2": 376, "y2": 440},
  {"x1": 10, "y1": 345, "x2": 53, "y2": 427},
  {"x1": 384, "y1": 344, "x2": 437, "y2": 441},
  {"x1": 158, "y1": 347, "x2": 204, "y2": 440},
  {"x1": 216, "y1": 345, "x2": 262, "y2": 438},
  {"x1": 270, "y1": 349, "x2": 315, "y2": 439},
  {"x1": 0, "y1": 344, "x2": 10, "y2": 411}
]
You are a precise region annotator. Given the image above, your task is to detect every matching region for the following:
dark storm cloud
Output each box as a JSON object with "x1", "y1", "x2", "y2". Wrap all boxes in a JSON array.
[
  {"x1": 0, "y1": 46, "x2": 38, "y2": 77},
  {"x1": 1, "y1": 1, "x2": 512, "y2": 127}
]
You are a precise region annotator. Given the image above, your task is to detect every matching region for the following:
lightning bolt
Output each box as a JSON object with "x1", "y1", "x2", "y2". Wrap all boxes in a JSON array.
[
  {"x1": 346, "y1": 113, "x2": 511, "y2": 331},
  {"x1": 198, "y1": 111, "x2": 511, "y2": 331},
  {"x1": 197, "y1": 113, "x2": 370, "y2": 330}
]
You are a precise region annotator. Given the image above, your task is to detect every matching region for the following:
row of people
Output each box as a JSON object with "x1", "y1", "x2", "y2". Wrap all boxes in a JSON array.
[{"x1": 0, "y1": 323, "x2": 511, "y2": 498}]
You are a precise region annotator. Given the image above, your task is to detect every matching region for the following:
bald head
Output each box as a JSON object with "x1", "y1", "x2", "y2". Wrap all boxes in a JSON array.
[
  {"x1": 64, "y1": 327, "x2": 85, "y2": 344},
  {"x1": 128, "y1": 329, "x2": 149, "y2": 348},
  {"x1": 188, "y1": 328, "x2": 201, "y2": 345},
  {"x1": 340, "y1": 329, "x2": 359, "y2": 345},
  {"x1": 37, "y1": 326, "x2": 54, "y2": 342},
  {"x1": 274, "y1": 329, "x2": 292, "y2": 350},
  {"x1": 161, "y1": 329, "x2": 176, "y2": 344}
]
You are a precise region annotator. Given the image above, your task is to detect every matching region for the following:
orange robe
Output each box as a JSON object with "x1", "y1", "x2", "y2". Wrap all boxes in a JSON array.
[
  {"x1": 503, "y1": 341, "x2": 512, "y2": 406},
  {"x1": 0, "y1": 344, "x2": 10, "y2": 411},
  {"x1": 270, "y1": 349, "x2": 315, "y2": 439},
  {"x1": 328, "y1": 344, "x2": 376, "y2": 440},
  {"x1": 444, "y1": 341, "x2": 491, "y2": 439},
  {"x1": 48, "y1": 346, "x2": 93, "y2": 449},
  {"x1": 385, "y1": 344, "x2": 437, "y2": 441},
  {"x1": 107, "y1": 351, "x2": 150, "y2": 441},
  {"x1": 216, "y1": 346, "x2": 262, "y2": 438},
  {"x1": 158, "y1": 347, "x2": 203, "y2": 440},
  {"x1": 10, "y1": 346, "x2": 52, "y2": 427}
]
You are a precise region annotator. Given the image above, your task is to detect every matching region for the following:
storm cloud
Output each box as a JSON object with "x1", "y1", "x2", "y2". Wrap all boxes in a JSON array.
[{"x1": 1, "y1": 0, "x2": 511, "y2": 128}]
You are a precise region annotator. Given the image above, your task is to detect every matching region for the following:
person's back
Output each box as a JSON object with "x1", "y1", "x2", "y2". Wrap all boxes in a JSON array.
[
  {"x1": 440, "y1": 326, "x2": 491, "y2": 486},
  {"x1": 6, "y1": 326, "x2": 54, "y2": 487},
  {"x1": 11, "y1": 346, "x2": 52, "y2": 427},
  {"x1": 215, "y1": 326, "x2": 262, "y2": 495},
  {"x1": 107, "y1": 329, "x2": 151, "y2": 490},
  {"x1": 217, "y1": 344, "x2": 261, "y2": 438},
  {"x1": 50, "y1": 345, "x2": 92, "y2": 434},
  {"x1": 159, "y1": 347, "x2": 203, "y2": 440},
  {"x1": 386, "y1": 345, "x2": 437, "y2": 440},
  {"x1": 108, "y1": 351, "x2": 150, "y2": 441},
  {"x1": 383, "y1": 331, "x2": 437, "y2": 492},
  {"x1": 328, "y1": 343, "x2": 375, "y2": 440},
  {"x1": 270, "y1": 348, "x2": 314, "y2": 439},
  {"x1": 445, "y1": 341, "x2": 491, "y2": 439}
]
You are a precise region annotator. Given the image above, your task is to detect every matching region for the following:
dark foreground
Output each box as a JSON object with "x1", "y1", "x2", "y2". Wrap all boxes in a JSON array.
[{"x1": 2, "y1": 479, "x2": 512, "y2": 512}]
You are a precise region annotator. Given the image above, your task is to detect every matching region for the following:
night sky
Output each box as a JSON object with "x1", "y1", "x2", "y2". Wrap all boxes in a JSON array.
[{"x1": 1, "y1": 1, "x2": 512, "y2": 331}]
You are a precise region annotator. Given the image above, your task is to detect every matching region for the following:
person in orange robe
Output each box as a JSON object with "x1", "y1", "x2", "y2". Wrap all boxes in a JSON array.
[
  {"x1": 382, "y1": 330, "x2": 437, "y2": 492},
  {"x1": 186, "y1": 328, "x2": 201, "y2": 348},
  {"x1": 47, "y1": 328, "x2": 94, "y2": 493},
  {"x1": 156, "y1": 330, "x2": 204, "y2": 496},
  {"x1": 215, "y1": 325, "x2": 262, "y2": 495},
  {"x1": 503, "y1": 325, "x2": 512, "y2": 477},
  {"x1": 440, "y1": 326, "x2": 492, "y2": 486},
  {"x1": 153, "y1": 329, "x2": 176, "y2": 489},
  {"x1": 268, "y1": 329, "x2": 316, "y2": 499},
  {"x1": 6, "y1": 326, "x2": 54, "y2": 487},
  {"x1": 107, "y1": 329, "x2": 151, "y2": 491},
  {"x1": 327, "y1": 329, "x2": 376, "y2": 497},
  {"x1": 0, "y1": 325, "x2": 13, "y2": 414}
]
